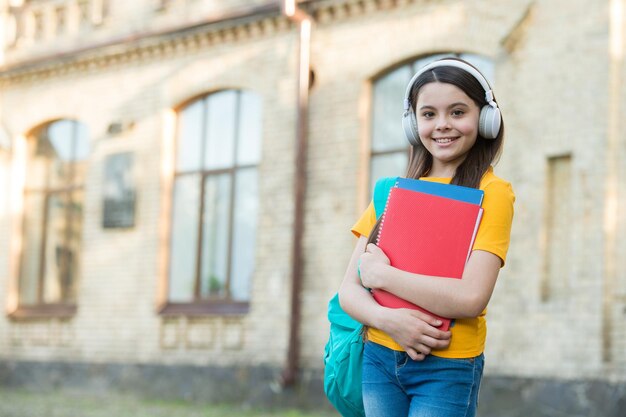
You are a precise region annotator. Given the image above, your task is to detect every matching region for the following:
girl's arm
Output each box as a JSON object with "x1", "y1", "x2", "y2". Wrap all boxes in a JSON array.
[
  {"x1": 359, "y1": 178, "x2": 515, "y2": 319},
  {"x1": 359, "y1": 244, "x2": 501, "y2": 318},
  {"x1": 338, "y1": 236, "x2": 451, "y2": 360}
]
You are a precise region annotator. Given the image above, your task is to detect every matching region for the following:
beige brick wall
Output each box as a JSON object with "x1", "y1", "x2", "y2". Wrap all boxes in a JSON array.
[
  {"x1": 0, "y1": 0, "x2": 625, "y2": 382},
  {"x1": 486, "y1": 0, "x2": 613, "y2": 379},
  {"x1": 0, "y1": 2, "x2": 299, "y2": 367}
]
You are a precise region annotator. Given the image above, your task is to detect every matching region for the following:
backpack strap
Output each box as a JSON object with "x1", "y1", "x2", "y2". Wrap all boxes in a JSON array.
[{"x1": 373, "y1": 176, "x2": 398, "y2": 220}]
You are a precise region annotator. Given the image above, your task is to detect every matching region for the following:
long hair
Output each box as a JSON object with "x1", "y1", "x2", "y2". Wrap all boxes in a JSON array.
[{"x1": 367, "y1": 58, "x2": 505, "y2": 245}]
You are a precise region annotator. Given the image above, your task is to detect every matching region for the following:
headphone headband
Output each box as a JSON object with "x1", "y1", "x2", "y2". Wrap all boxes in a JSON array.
[{"x1": 403, "y1": 59, "x2": 497, "y2": 111}]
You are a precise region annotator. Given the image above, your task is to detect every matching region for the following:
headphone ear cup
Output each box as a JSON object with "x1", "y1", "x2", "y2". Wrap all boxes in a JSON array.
[
  {"x1": 478, "y1": 105, "x2": 501, "y2": 139},
  {"x1": 402, "y1": 108, "x2": 420, "y2": 146}
]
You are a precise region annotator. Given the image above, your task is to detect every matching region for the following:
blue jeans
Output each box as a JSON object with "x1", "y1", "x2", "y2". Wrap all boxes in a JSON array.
[{"x1": 362, "y1": 341, "x2": 484, "y2": 417}]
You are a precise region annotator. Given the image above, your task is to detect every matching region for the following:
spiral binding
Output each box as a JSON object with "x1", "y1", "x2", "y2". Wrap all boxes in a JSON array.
[{"x1": 376, "y1": 183, "x2": 398, "y2": 245}]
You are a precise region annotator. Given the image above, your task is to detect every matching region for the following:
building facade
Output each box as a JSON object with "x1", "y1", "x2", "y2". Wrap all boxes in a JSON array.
[{"x1": 0, "y1": 0, "x2": 625, "y2": 414}]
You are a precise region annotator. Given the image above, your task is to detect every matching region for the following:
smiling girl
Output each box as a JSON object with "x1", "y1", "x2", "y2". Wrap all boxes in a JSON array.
[{"x1": 338, "y1": 58, "x2": 515, "y2": 417}]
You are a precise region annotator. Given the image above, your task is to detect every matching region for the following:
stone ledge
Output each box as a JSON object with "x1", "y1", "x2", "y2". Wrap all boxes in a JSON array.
[
  {"x1": 1, "y1": 360, "x2": 626, "y2": 416},
  {"x1": 0, "y1": 0, "x2": 424, "y2": 85},
  {"x1": 0, "y1": 359, "x2": 330, "y2": 410}
]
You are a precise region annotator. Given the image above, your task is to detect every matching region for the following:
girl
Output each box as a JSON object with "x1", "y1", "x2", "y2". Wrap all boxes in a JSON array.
[{"x1": 338, "y1": 57, "x2": 515, "y2": 417}]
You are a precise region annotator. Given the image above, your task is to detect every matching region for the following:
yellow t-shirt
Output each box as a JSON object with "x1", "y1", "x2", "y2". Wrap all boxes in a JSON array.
[{"x1": 351, "y1": 167, "x2": 515, "y2": 358}]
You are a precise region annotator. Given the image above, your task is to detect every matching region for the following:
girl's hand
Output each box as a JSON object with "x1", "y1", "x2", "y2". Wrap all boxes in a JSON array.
[
  {"x1": 380, "y1": 308, "x2": 451, "y2": 361},
  {"x1": 358, "y1": 244, "x2": 391, "y2": 289}
]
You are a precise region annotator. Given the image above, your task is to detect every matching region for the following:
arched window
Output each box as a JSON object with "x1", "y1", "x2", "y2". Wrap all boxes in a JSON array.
[
  {"x1": 168, "y1": 90, "x2": 262, "y2": 313},
  {"x1": 370, "y1": 53, "x2": 494, "y2": 191},
  {"x1": 19, "y1": 120, "x2": 89, "y2": 314}
]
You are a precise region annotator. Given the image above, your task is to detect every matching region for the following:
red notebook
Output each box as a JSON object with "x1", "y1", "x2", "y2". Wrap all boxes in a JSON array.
[{"x1": 373, "y1": 187, "x2": 483, "y2": 331}]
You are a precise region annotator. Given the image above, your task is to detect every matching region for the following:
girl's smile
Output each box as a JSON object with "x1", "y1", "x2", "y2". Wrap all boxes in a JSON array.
[
  {"x1": 432, "y1": 137, "x2": 459, "y2": 144},
  {"x1": 415, "y1": 82, "x2": 480, "y2": 176}
]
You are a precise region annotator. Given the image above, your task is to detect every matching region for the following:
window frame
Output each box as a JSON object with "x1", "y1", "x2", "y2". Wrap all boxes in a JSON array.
[
  {"x1": 11, "y1": 119, "x2": 88, "y2": 319},
  {"x1": 160, "y1": 89, "x2": 261, "y2": 316}
]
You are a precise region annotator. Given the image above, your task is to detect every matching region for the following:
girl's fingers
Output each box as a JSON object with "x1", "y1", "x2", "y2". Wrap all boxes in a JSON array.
[
  {"x1": 416, "y1": 344, "x2": 432, "y2": 355},
  {"x1": 418, "y1": 336, "x2": 449, "y2": 351},
  {"x1": 405, "y1": 348, "x2": 425, "y2": 361},
  {"x1": 409, "y1": 309, "x2": 443, "y2": 328}
]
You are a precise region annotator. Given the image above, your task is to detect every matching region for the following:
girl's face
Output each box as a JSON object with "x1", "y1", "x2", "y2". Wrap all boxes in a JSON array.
[{"x1": 415, "y1": 81, "x2": 480, "y2": 177}]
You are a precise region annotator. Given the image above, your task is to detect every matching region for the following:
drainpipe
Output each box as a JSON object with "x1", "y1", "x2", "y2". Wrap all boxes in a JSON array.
[
  {"x1": 603, "y1": 0, "x2": 624, "y2": 364},
  {"x1": 281, "y1": 0, "x2": 313, "y2": 387}
]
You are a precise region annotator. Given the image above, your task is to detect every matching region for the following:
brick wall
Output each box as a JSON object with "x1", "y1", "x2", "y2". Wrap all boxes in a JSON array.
[{"x1": 0, "y1": 0, "x2": 624, "y2": 386}]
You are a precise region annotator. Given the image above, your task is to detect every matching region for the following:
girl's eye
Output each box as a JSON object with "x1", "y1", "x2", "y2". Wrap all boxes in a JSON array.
[
  {"x1": 422, "y1": 112, "x2": 434, "y2": 118},
  {"x1": 452, "y1": 109, "x2": 465, "y2": 116}
]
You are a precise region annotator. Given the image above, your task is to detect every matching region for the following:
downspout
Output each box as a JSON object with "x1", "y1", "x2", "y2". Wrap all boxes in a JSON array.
[
  {"x1": 603, "y1": 0, "x2": 624, "y2": 364},
  {"x1": 281, "y1": 0, "x2": 313, "y2": 387}
]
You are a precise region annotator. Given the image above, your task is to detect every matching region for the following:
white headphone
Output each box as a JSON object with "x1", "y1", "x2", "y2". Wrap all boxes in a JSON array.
[{"x1": 402, "y1": 59, "x2": 502, "y2": 146}]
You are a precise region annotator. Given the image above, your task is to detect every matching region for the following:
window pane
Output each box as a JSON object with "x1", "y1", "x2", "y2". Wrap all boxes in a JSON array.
[
  {"x1": 65, "y1": 190, "x2": 84, "y2": 303},
  {"x1": 19, "y1": 192, "x2": 45, "y2": 305},
  {"x1": 25, "y1": 137, "x2": 50, "y2": 190},
  {"x1": 47, "y1": 121, "x2": 75, "y2": 189},
  {"x1": 204, "y1": 91, "x2": 236, "y2": 170},
  {"x1": 42, "y1": 192, "x2": 69, "y2": 304},
  {"x1": 168, "y1": 174, "x2": 201, "y2": 302},
  {"x1": 170, "y1": 89, "x2": 264, "y2": 306},
  {"x1": 230, "y1": 168, "x2": 258, "y2": 301},
  {"x1": 48, "y1": 120, "x2": 75, "y2": 161},
  {"x1": 370, "y1": 152, "x2": 408, "y2": 192},
  {"x1": 372, "y1": 66, "x2": 412, "y2": 153},
  {"x1": 26, "y1": 128, "x2": 56, "y2": 190},
  {"x1": 72, "y1": 122, "x2": 90, "y2": 184},
  {"x1": 200, "y1": 174, "x2": 231, "y2": 298},
  {"x1": 237, "y1": 92, "x2": 262, "y2": 165},
  {"x1": 176, "y1": 100, "x2": 204, "y2": 172},
  {"x1": 26, "y1": 120, "x2": 90, "y2": 190}
]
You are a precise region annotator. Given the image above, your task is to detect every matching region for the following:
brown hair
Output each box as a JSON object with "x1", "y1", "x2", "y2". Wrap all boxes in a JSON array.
[{"x1": 366, "y1": 58, "x2": 505, "y2": 245}]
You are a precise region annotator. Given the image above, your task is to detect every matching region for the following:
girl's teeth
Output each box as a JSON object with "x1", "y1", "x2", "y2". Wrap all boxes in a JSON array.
[{"x1": 435, "y1": 138, "x2": 453, "y2": 143}]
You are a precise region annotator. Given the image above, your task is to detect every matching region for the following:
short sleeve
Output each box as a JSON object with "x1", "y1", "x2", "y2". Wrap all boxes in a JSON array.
[
  {"x1": 472, "y1": 180, "x2": 515, "y2": 266},
  {"x1": 351, "y1": 201, "x2": 377, "y2": 238}
]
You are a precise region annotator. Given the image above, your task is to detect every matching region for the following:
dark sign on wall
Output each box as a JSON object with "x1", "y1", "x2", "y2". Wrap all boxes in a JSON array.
[{"x1": 103, "y1": 152, "x2": 136, "y2": 228}]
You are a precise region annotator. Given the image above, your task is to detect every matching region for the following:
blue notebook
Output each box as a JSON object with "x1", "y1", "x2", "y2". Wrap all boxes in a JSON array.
[{"x1": 395, "y1": 177, "x2": 484, "y2": 205}]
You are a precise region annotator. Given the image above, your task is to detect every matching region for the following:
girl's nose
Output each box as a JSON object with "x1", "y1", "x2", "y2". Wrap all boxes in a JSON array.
[{"x1": 435, "y1": 116, "x2": 451, "y2": 130}]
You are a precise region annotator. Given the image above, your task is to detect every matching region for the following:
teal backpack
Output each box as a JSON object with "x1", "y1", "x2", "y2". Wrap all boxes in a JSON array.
[{"x1": 323, "y1": 177, "x2": 398, "y2": 417}]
